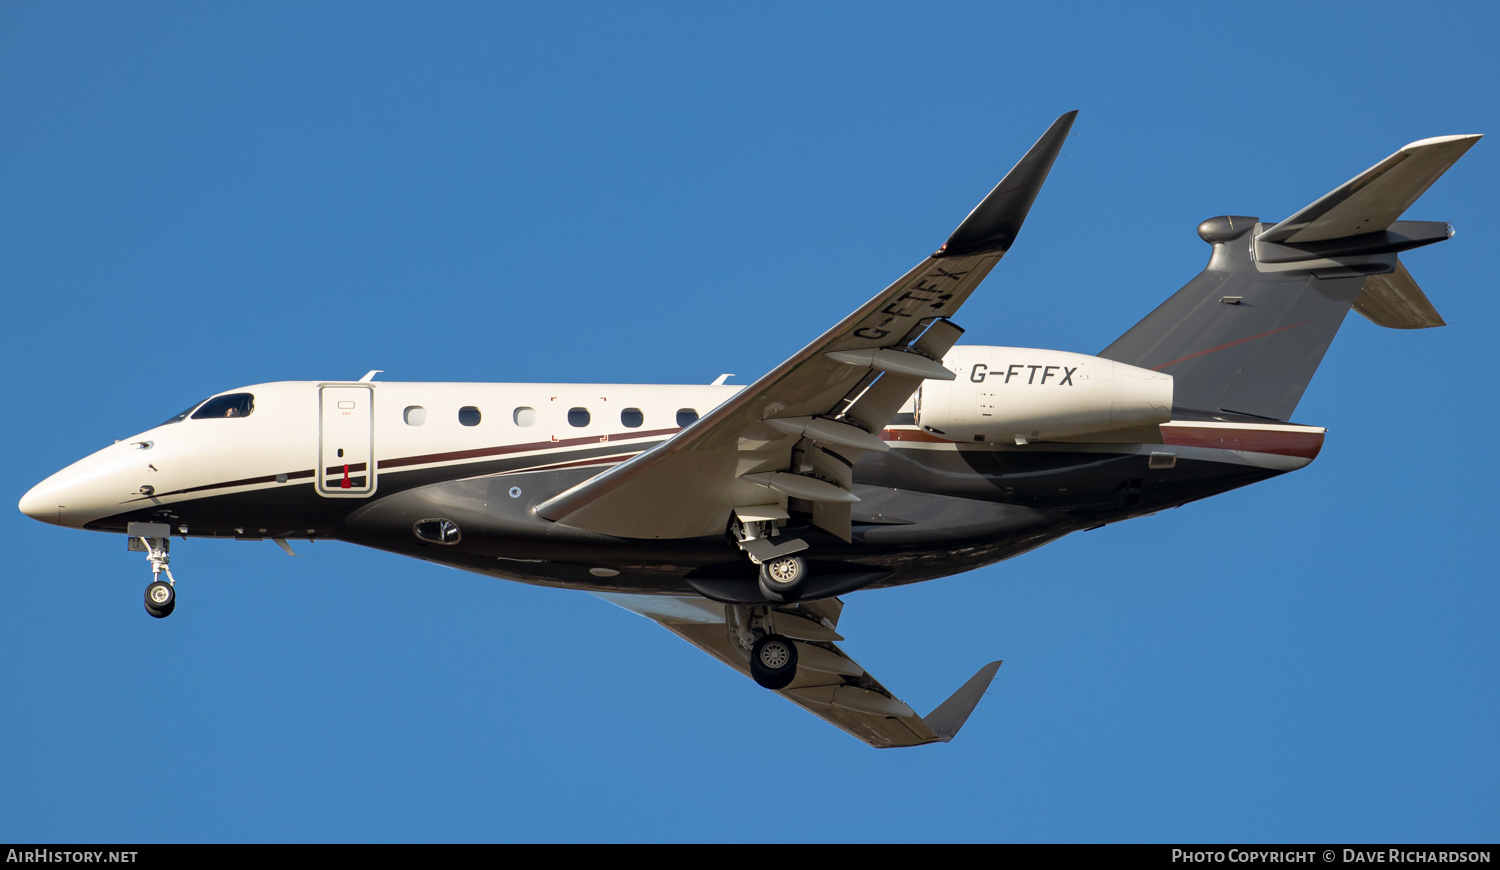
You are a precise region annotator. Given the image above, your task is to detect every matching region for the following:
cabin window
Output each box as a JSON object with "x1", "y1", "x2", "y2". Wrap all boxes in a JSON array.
[
  {"x1": 191, "y1": 393, "x2": 255, "y2": 420},
  {"x1": 404, "y1": 406, "x2": 427, "y2": 426},
  {"x1": 458, "y1": 406, "x2": 482, "y2": 427},
  {"x1": 568, "y1": 407, "x2": 591, "y2": 427},
  {"x1": 621, "y1": 408, "x2": 644, "y2": 428},
  {"x1": 676, "y1": 408, "x2": 699, "y2": 427},
  {"x1": 413, "y1": 518, "x2": 461, "y2": 545},
  {"x1": 514, "y1": 407, "x2": 536, "y2": 427}
]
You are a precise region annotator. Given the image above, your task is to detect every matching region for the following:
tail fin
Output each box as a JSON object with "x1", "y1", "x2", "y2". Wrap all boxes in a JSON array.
[{"x1": 1099, "y1": 134, "x2": 1479, "y2": 421}]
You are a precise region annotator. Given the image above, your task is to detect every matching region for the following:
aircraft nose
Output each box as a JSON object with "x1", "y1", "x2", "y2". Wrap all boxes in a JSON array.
[
  {"x1": 19, "y1": 444, "x2": 138, "y2": 529},
  {"x1": 19, "y1": 476, "x2": 67, "y2": 526}
]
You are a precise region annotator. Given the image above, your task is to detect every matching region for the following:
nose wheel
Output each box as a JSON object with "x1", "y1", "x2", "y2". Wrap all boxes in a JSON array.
[
  {"x1": 129, "y1": 522, "x2": 179, "y2": 619},
  {"x1": 145, "y1": 580, "x2": 175, "y2": 618}
]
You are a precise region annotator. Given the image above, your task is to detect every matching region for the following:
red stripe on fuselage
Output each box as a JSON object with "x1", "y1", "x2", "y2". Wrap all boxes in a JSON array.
[
  {"x1": 879, "y1": 428, "x2": 954, "y2": 444},
  {"x1": 1159, "y1": 425, "x2": 1324, "y2": 460},
  {"x1": 136, "y1": 429, "x2": 680, "y2": 501},
  {"x1": 376, "y1": 427, "x2": 678, "y2": 471},
  {"x1": 513, "y1": 454, "x2": 639, "y2": 474},
  {"x1": 880, "y1": 425, "x2": 1323, "y2": 459}
]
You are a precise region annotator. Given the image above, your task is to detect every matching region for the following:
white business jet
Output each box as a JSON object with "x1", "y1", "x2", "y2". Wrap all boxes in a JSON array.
[{"x1": 19, "y1": 112, "x2": 1479, "y2": 747}]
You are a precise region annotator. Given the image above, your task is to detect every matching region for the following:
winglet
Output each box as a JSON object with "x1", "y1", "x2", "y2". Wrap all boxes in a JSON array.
[
  {"x1": 939, "y1": 111, "x2": 1077, "y2": 257},
  {"x1": 922, "y1": 660, "x2": 1003, "y2": 742}
]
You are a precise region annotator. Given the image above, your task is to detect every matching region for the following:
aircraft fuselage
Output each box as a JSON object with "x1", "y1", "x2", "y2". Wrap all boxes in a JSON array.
[{"x1": 19, "y1": 375, "x2": 1323, "y2": 595}]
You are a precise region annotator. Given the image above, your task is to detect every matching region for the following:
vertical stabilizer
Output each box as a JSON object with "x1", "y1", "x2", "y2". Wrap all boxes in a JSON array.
[{"x1": 1100, "y1": 134, "x2": 1477, "y2": 421}]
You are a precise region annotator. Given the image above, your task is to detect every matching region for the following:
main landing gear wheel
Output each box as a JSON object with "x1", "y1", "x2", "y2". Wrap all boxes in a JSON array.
[
  {"x1": 750, "y1": 634, "x2": 798, "y2": 690},
  {"x1": 144, "y1": 580, "x2": 175, "y2": 619},
  {"x1": 758, "y1": 555, "x2": 807, "y2": 602}
]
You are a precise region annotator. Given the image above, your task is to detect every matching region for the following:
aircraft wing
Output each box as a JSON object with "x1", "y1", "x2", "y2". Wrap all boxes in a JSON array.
[
  {"x1": 594, "y1": 592, "x2": 1003, "y2": 749},
  {"x1": 538, "y1": 111, "x2": 1076, "y2": 542}
]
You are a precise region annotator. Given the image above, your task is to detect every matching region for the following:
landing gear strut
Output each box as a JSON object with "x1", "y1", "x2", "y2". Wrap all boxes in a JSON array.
[{"x1": 129, "y1": 522, "x2": 177, "y2": 619}]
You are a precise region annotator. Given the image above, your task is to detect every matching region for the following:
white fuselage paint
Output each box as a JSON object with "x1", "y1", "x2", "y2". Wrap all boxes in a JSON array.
[
  {"x1": 17, "y1": 351, "x2": 1315, "y2": 535},
  {"x1": 19, "y1": 380, "x2": 744, "y2": 530}
]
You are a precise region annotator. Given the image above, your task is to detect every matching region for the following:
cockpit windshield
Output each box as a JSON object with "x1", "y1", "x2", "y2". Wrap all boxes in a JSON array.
[
  {"x1": 191, "y1": 393, "x2": 255, "y2": 420},
  {"x1": 159, "y1": 400, "x2": 207, "y2": 427},
  {"x1": 158, "y1": 393, "x2": 256, "y2": 426}
]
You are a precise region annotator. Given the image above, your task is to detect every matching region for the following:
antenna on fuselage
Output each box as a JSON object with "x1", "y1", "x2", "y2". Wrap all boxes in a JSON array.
[
  {"x1": 711, "y1": 373, "x2": 734, "y2": 385},
  {"x1": 358, "y1": 370, "x2": 383, "y2": 382}
]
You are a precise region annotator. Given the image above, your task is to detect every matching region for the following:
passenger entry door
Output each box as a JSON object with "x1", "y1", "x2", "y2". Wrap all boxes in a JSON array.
[{"x1": 318, "y1": 385, "x2": 376, "y2": 497}]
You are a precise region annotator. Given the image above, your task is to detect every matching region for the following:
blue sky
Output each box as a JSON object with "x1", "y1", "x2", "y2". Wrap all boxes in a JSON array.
[{"x1": 2, "y1": 2, "x2": 1496, "y2": 843}]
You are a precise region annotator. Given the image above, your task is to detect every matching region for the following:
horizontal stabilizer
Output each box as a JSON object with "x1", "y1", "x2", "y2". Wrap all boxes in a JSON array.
[
  {"x1": 923, "y1": 660, "x2": 1003, "y2": 742},
  {"x1": 1258, "y1": 134, "x2": 1480, "y2": 244},
  {"x1": 1353, "y1": 259, "x2": 1446, "y2": 329}
]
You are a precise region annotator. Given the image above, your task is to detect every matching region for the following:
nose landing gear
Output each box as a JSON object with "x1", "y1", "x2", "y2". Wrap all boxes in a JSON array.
[
  {"x1": 145, "y1": 579, "x2": 175, "y2": 618},
  {"x1": 128, "y1": 522, "x2": 178, "y2": 619}
]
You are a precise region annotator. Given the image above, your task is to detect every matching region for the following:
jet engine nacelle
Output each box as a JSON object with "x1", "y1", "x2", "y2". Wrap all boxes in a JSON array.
[{"x1": 917, "y1": 346, "x2": 1173, "y2": 443}]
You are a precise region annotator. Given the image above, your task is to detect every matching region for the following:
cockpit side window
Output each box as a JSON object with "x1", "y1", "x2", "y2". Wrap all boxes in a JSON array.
[
  {"x1": 159, "y1": 400, "x2": 207, "y2": 426},
  {"x1": 191, "y1": 393, "x2": 255, "y2": 420}
]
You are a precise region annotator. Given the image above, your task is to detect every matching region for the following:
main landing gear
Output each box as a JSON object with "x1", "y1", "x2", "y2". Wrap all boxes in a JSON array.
[
  {"x1": 758, "y1": 555, "x2": 807, "y2": 602},
  {"x1": 730, "y1": 512, "x2": 809, "y2": 602},
  {"x1": 750, "y1": 634, "x2": 798, "y2": 690},
  {"x1": 128, "y1": 522, "x2": 177, "y2": 619},
  {"x1": 730, "y1": 605, "x2": 800, "y2": 690}
]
